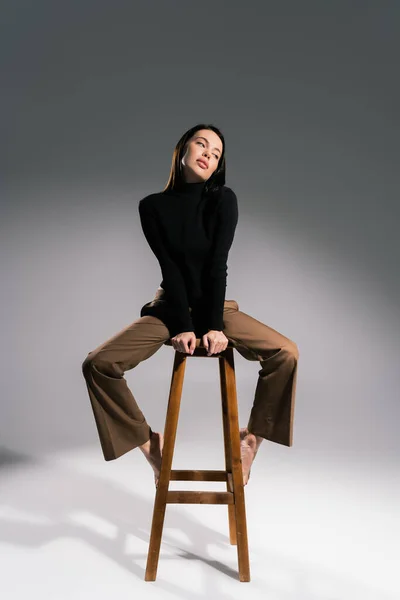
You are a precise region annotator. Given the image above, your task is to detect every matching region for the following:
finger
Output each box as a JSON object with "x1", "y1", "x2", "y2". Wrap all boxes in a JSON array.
[{"x1": 202, "y1": 335, "x2": 208, "y2": 351}]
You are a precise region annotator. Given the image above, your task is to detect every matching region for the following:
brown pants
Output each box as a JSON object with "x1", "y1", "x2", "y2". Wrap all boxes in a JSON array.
[{"x1": 81, "y1": 298, "x2": 299, "y2": 461}]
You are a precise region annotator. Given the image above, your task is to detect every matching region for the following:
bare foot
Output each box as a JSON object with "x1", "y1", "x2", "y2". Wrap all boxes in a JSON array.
[
  {"x1": 139, "y1": 431, "x2": 164, "y2": 487},
  {"x1": 239, "y1": 428, "x2": 263, "y2": 485}
]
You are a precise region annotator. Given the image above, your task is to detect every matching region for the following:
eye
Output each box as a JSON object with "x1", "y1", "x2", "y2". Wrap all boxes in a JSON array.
[{"x1": 197, "y1": 141, "x2": 219, "y2": 160}]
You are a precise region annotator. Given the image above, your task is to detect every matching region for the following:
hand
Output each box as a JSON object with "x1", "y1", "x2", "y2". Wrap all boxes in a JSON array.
[
  {"x1": 171, "y1": 331, "x2": 197, "y2": 355},
  {"x1": 202, "y1": 330, "x2": 228, "y2": 356}
]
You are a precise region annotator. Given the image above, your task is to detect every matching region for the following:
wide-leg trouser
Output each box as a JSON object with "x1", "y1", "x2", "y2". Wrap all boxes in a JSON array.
[{"x1": 81, "y1": 299, "x2": 299, "y2": 461}]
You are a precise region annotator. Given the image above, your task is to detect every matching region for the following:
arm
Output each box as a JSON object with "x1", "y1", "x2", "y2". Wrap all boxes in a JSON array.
[
  {"x1": 139, "y1": 198, "x2": 194, "y2": 337},
  {"x1": 205, "y1": 188, "x2": 239, "y2": 331}
]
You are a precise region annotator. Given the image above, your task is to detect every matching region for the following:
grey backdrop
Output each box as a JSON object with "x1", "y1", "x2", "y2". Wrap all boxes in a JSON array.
[{"x1": 2, "y1": 1, "x2": 399, "y2": 470}]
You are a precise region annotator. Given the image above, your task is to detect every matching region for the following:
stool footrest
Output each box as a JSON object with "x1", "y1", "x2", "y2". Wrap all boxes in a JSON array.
[
  {"x1": 167, "y1": 491, "x2": 234, "y2": 504},
  {"x1": 170, "y1": 469, "x2": 228, "y2": 482}
]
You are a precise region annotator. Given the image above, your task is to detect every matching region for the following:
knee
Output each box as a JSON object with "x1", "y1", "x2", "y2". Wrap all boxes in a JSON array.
[
  {"x1": 81, "y1": 353, "x2": 94, "y2": 376},
  {"x1": 82, "y1": 352, "x2": 104, "y2": 375},
  {"x1": 283, "y1": 341, "x2": 299, "y2": 361},
  {"x1": 82, "y1": 353, "x2": 123, "y2": 378}
]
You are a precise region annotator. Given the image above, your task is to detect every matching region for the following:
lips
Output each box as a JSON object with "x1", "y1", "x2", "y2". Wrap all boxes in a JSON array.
[{"x1": 197, "y1": 159, "x2": 208, "y2": 169}]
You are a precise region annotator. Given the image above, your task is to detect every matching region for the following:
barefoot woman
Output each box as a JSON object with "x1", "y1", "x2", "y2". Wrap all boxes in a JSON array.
[{"x1": 82, "y1": 123, "x2": 299, "y2": 486}]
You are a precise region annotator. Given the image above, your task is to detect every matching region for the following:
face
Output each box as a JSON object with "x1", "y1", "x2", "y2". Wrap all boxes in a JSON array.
[{"x1": 181, "y1": 129, "x2": 223, "y2": 182}]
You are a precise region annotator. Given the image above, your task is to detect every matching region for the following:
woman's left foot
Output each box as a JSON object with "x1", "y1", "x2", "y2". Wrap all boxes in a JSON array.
[{"x1": 239, "y1": 428, "x2": 263, "y2": 485}]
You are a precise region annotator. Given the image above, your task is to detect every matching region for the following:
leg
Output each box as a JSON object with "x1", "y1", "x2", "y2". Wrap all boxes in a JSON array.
[
  {"x1": 222, "y1": 300, "x2": 300, "y2": 482},
  {"x1": 81, "y1": 315, "x2": 170, "y2": 463}
]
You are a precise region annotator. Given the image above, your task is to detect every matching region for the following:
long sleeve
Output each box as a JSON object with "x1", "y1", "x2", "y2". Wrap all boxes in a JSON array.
[
  {"x1": 205, "y1": 188, "x2": 239, "y2": 331},
  {"x1": 139, "y1": 198, "x2": 194, "y2": 336}
]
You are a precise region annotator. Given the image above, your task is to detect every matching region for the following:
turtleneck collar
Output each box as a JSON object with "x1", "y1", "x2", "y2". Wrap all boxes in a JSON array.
[{"x1": 173, "y1": 179, "x2": 207, "y2": 197}]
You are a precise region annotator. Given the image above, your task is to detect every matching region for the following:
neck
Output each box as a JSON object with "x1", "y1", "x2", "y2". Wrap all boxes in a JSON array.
[{"x1": 175, "y1": 179, "x2": 207, "y2": 196}]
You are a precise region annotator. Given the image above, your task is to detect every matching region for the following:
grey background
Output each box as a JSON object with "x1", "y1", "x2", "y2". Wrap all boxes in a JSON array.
[{"x1": 2, "y1": 1, "x2": 399, "y2": 467}]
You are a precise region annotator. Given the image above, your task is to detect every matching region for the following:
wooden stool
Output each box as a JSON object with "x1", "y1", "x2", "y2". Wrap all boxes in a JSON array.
[{"x1": 145, "y1": 338, "x2": 250, "y2": 582}]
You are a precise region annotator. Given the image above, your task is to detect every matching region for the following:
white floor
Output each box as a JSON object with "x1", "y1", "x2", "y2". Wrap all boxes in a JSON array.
[{"x1": 0, "y1": 442, "x2": 398, "y2": 600}]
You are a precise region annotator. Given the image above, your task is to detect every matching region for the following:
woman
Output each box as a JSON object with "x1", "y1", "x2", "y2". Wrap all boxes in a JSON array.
[{"x1": 82, "y1": 123, "x2": 299, "y2": 487}]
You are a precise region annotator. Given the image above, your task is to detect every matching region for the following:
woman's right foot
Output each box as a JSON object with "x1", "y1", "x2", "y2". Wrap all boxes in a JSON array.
[{"x1": 139, "y1": 431, "x2": 164, "y2": 487}]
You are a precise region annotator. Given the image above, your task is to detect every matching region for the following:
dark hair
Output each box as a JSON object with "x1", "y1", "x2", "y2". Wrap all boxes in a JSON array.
[{"x1": 162, "y1": 123, "x2": 226, "y2": 200}]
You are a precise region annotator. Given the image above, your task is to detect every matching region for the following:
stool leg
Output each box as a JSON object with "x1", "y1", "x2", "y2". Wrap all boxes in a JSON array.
[
  {"x1": 145, "y1": 351, "x2": 187, "y2": 582},
  {"x1": 221, "y1": 348, "x2": 251, "y2": 582},
  {"x1": 219, "y1": 355, "x2": 237, "y2": 546}
]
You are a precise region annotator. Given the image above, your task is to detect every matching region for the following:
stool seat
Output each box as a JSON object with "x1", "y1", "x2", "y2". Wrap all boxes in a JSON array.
[
  {"x1": 163, "y1": 337, "x2": 236, "y2": 356},
  {"x1": 145, "y1": 341, "x2": 250, "y2": 582}
]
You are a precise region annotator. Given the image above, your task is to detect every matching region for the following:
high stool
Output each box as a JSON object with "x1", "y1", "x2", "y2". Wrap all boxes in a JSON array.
[{"x1": 145, "y1": 338, "x2": 250, "y2": 582}]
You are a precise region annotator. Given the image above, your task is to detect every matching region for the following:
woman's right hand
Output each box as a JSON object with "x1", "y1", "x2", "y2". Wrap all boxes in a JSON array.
[{"x1": 171, "y1": 331, "x2": 197, "y2": 355}]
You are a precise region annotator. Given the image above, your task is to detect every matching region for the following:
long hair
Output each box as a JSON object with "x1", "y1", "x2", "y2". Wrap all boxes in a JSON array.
[{"x1": 162, "y1": 123, "x2": 226, "y2": 200}]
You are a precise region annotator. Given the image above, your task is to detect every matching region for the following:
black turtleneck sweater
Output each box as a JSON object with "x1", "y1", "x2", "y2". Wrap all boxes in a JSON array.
[{"x1": 138, "y1": 180, "x2": 238, "y2": 338}]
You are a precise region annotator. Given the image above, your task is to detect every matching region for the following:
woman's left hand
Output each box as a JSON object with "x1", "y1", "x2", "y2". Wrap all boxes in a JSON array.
[{"x1": 202, "y1": 330, "x2": 228, "y2": 356}]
